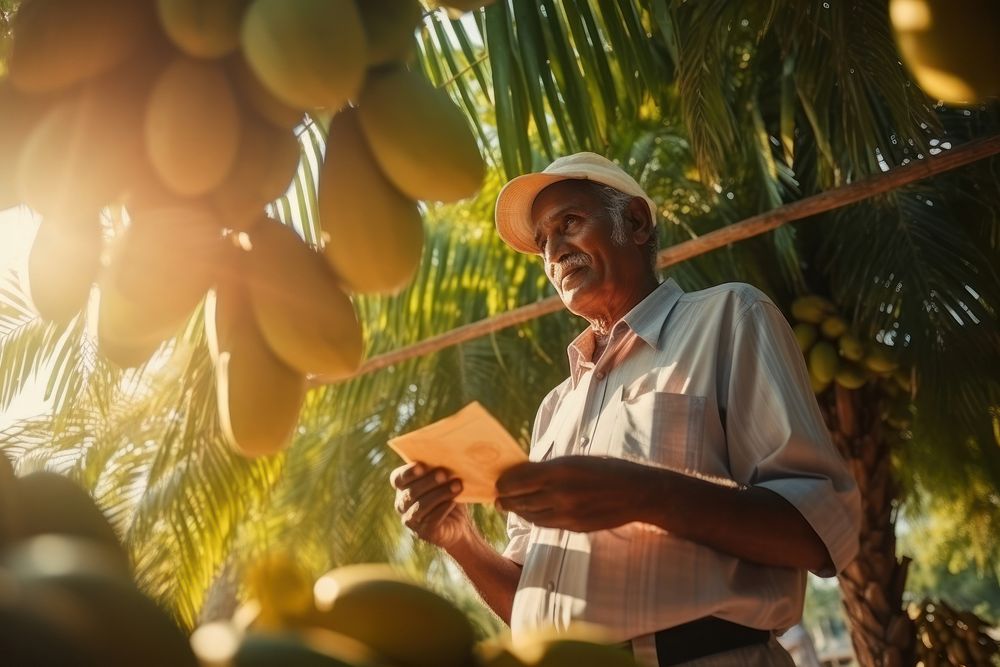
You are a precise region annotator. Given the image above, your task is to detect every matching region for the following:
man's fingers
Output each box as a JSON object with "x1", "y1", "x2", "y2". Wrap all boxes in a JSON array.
[
  {"x1": 496, "y1": 461, "x2": 547, "y2": 496},
  {"x1": 496, "y1": 489, "x2": 552, "y2": 515},
  {"x1": 402, "y1": 479, "x2": 463, "y2": 526},
  {"x1": 389, "y1": 462, "x2": 427, "y2": 489}
]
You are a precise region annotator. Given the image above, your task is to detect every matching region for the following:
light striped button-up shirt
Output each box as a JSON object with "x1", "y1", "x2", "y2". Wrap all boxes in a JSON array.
[{"x1": 503, "y1": 279, "x2": 861, "y2": 641}]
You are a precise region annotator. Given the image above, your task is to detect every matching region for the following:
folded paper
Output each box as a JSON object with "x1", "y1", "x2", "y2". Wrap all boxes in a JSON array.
[{"x1": 388, "y1": 401, "x2": 528, "y2": 503}]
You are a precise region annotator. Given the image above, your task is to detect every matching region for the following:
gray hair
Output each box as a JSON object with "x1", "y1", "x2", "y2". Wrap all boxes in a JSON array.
[{"x1": 592, "y1": 183, "x2": 659, "y2": 270}]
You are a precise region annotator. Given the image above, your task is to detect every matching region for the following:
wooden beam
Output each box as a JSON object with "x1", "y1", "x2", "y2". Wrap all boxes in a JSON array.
[{"x1": 311, "y1": 134, "x2": 1000, "y2": 386}]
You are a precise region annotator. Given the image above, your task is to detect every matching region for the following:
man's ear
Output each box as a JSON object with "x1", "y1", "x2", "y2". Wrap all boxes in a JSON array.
[{"x1": 627, "y1": 196, "x2": 654, "y2": 245}]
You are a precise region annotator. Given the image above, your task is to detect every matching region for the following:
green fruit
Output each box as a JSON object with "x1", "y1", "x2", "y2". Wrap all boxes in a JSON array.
[
  {"x1": 241, "y1": 0, "x2": 367, "y2": 111},
  {"x1": 893, "y1": 367, "x2": 913, "y2": 393},
  {"x1": 792, "y1": 323, "x2": 818, "y2": 353},
  {"x1": 436, "y1": 1, "x2": 496, "y2": 11},
  {"x1": 319, "y1": 108, "x2": 424, "y2": 294},
  {"x1": 358, "y1": 66, "x2": 485, "y2": 202},
  {"x1": 790, "y1": 295, "x2": 835, "y2": 324},
  {"x1": 819, "y1": 316, "x2": 847, "y2": 339},
  {"x1": 229, "y1": 55, "x2": 306, "y2": 130},
  {"x1": 808, "y1": 341, "x2": 839, "y2": 384},
  {"x1": 311, "y1": 566, "x2": 475, "y2": 667},
  {"x1": 243, "y1": 216, "x2": 364, "y2": 378},
  {"x1": 28, "y1": 216, "x2": 102, "y2": 324},
  {"x1": 809, "y1": 371, "x2": 830, "y2": 394},
  {"x1": 99, "y1": 207, "x2": 224, "y2": 367},
  {"x1": 145, "y1": 56, "x2": 242, "y2": 197},
  {"x1": 8, "y1": 0, "x2": 155, "y2": 93},
  {"x1": 13, "y1": 473, "x2": 129, "y2": 569},
  {"x1": 234, "y1": 632, "x2": 377, "y2": 667},
  {"x1": 0, "y1": 453, "x2": 19, "y2": 549},
  {"x1": 208, "y1": 277, "x2": 306, "y2": 457},
  {"x1": 18, "y1": 68, "x2": 149, "y2": 216},
  {"x1": 522, "y1": 639, "x2": 638, "y2": 667},
  {"x1": 357, "y1": 0, "x2": 422, "y2": 65},
  {"x1": 3, "y1": 535, "x2": 131, "y2": 583},
  {"x1": 838, "y1": 333, "x2": 865, "y2": 362},
  {"x1": 210, "y1": 114, "x2": 301, "y2": 230},
  {"x1": 0, "y1": 83, "x2": 52, "y2": 209},
  {"x1": 834, "y1": 363, "x2": 868, "y2": 390},
  {"x1": 863, "y1": 345, "x2": 899, "y2": 374},
  {"x1": 890, "y1": 0, "x2": 1000, "y2": 103},
  {"x1": 157, "y1": 0, "x2": 250, "y2": 59},
  {"x1": 14, "y1": 572, "x2": 198, "y2": 666}
]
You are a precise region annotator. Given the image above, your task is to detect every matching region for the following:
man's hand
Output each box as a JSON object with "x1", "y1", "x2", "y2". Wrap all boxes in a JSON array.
[
  {"x1": 390, "y1": 462, "x2": 473, "y2": 549},
  {"x1": 495, "y1": 456, "x2": 653, "y2": 532}
]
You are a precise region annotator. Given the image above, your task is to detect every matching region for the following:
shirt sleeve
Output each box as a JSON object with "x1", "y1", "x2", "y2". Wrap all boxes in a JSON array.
[
  {"x1": 502, "y1": 511, "x2": 532, "y2": 565},
  {"x1": 724, "y1": 299, "x2": 862, "y2": 577}
]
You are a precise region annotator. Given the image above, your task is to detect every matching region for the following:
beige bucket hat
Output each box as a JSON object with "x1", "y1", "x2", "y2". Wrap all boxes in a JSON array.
[{"x1": 494, "y1": 152, "x2": 657, "y2": 254}]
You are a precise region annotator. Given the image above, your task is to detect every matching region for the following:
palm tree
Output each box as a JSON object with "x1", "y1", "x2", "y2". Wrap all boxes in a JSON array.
[
  {"x1": 414, "y1": 3, "x2": 999, "y2": 665},
  {"x1": 1, "y1": 3, "x2": 997, "y2": 666}
]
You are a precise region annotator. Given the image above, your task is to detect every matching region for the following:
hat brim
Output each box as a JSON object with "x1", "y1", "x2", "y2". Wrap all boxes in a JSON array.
[
  {"x1": 494, "y1": 171, "x2": 658, "y2": 255},
  {"x1": 494, "y1": 172, "x2": 576, "y2": 255}
]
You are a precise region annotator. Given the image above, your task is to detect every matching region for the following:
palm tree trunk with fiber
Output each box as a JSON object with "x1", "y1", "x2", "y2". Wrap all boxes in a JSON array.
[{"x1": 821, "y1": 384, "x2": 916, "y2": 667}]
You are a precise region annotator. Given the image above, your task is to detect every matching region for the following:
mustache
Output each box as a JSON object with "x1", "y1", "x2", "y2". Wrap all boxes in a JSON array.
[{"x1": 550, "y1": 253, "x2": 591, "y2": 281}]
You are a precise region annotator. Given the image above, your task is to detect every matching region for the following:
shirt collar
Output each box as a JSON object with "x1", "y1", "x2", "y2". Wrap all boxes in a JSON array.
[{"x1": 565, "y1": 278, "x2": 685, "y2": 386}]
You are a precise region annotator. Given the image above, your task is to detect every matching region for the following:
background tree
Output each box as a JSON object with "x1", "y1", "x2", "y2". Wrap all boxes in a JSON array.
[{"x1": 0, "y1": 3, "x2": 998, "y2": 666}]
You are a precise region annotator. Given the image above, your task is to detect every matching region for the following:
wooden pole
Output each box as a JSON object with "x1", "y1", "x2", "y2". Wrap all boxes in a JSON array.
[{"x1": 311, "y1": 134, "x2": 1000, "y2": 387}]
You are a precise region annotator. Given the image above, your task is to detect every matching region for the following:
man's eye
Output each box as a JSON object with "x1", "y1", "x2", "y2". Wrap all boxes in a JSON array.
[{"x1": 564, "y1": 215, "x2": 578, "y2": 227}]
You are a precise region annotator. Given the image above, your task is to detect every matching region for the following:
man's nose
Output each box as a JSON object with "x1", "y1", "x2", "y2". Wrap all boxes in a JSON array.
[{"x1": 543, "y1": 233, "x2": 568, "y2": 266}]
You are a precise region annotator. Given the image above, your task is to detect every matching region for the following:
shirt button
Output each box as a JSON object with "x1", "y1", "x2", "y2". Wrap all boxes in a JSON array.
[
  {"x1": 579, "y1": 436, "x2": 589, "y2": 449},
  {"x1": 546, "y1": 581, "x2": 555, "y2": 592},
  {"x1": 595, "y1": 371, "x2": 605, "y2": 381}
]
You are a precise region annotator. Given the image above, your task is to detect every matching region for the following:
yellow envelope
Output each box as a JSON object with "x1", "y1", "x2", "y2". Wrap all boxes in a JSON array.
[{"x1": 388, "y1": 401, "x2": 528, "y2": 503}]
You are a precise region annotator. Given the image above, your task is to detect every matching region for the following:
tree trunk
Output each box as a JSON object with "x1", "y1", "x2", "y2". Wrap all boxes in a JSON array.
[{"x1": 821, "y1": 384, "x2": 917, "y2": 667}]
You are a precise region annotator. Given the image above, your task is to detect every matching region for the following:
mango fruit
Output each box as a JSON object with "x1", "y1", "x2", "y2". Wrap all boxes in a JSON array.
[
  {"x1": 356, "y1": 0, "x2": 422, "y2": 66},
  {"x1": 145, "y1": 56, "x2": 242, "y2": 196},
  {"x1": 157, "y1": 0, "x2": 250, "y2": 59},
  {"x1": 243, "y1": 216, "x2": 364, "y2": 378},
  {"x1": 27, "y1": 216, "x2": 102, "y2": 324},
  {"x1": 820, "y1": 316, "x2": 847, "y2": 339},
  {"x1": 319, "y1": 108, "x2": 423, "y2": 294},
  {"x1": 208, "y1": 278, "x2": 306, "y2": 457},
  {"x1": 211, "y1": 114, "x2": 301, "y2": 230},
  {"x1": 834, "y1": 363, "x2": 868, "y2": 390},
  {"x1": 359, "y1": 66, "x2": 485, "y2": 202},
  {"x1": 8, "y1": 0, "x2": 155, "y2": 93},
  {"x1": 241, "y1": 0, "x2": 367, "y2": 111},
  {"x1": 99, "y1": 206, "x2": 224, "y2": 367}
]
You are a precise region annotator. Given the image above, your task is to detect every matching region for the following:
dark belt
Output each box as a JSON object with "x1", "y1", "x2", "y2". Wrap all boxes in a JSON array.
[{"x1": 653, "y1": 617, "x2": 770, "y2": 666}]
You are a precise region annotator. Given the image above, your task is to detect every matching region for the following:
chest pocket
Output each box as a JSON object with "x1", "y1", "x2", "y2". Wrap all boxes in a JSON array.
[{"x1": 615, "y1": 391, "x2": 707, "y2": 471}]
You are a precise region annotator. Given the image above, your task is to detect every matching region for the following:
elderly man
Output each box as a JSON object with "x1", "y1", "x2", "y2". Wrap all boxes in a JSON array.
[{"x1": 390, "y1": 153, "x2": 860, "y2": 666}]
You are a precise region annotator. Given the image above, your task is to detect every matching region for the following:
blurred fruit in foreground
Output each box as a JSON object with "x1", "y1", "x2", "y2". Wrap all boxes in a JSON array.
[
  {"x1": 890, "y1": 0, "x2": 1000, "y2": 104},
  {"x1": 319, "y1": 108, "x2": 424, "y2": 295},
  {"x1": 13, "y1": 473, "x2": 127, "y2": 566},
  {"x1": 310, "y1": 565, "x2": 475, "y2": 667}
]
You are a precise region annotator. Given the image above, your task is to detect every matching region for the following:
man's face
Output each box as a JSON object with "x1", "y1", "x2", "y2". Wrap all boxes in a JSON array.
[{"x1": 530, "y1": 179, "x2": 647, "y2": 318}]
